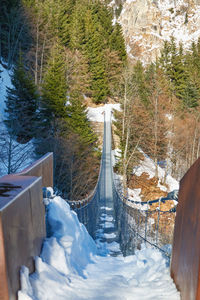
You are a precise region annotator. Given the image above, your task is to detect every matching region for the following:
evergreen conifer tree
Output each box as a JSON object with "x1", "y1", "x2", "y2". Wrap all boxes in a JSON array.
[
  {"x1": 160, "y1": 38, "x2": 199, "y2": 108},
  {"x1": 109, "y1": 23, "x2": 127, "y2": 62},
  {"x1": 67, "y1": 91, "x2": 97, "y2": 146},
  {"x1": 59, "y1": 0, "x2": 76, "y2": 46},
  {"x1": 68, "y1": 1, "x2": 86, "y2": 50},
  {"x1": 83, "y1": 8, "x2": 108, "y2": 103},
  {"x1": 132, "y1": 61, "x2": 149, "y2": 105},
  {"x1": 41, "y1": 42, "x2": 68, "y2": 123},
  {"x1": 92, "y1": 1, "x2": 113, "y2": 42},
  {"x1": 4, "y1": 54, "x2": 39, "y2": 143}
]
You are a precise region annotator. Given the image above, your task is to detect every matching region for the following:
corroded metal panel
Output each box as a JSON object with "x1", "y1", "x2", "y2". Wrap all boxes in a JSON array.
[
  {"x1": 0, "y1": 175, "x2": 45, "y2": 300},
  {"x1": 171, "y1": 157, "x2": 200, "y2": 300},
  {"x1": 18, "y1": 152, "x2": 53, "y2": 187}
]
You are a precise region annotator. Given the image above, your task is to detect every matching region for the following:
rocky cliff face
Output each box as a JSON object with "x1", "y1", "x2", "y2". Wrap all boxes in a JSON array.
[{"x1": 117, "y1": 0, "x2": 200, "y2": 63}]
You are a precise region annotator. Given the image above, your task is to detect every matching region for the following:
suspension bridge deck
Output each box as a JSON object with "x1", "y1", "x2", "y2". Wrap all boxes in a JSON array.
[
  {"x1": 95, "y1": 110, "x2": 121, "y2": 255},
  {"x1": 68, "y1": 107, "x2": 177, "y2": 258}
]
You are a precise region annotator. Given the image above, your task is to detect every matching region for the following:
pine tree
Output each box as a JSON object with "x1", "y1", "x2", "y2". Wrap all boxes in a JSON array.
[
  {"x1": 66, "y1": 49, "x2": 91, "y2": 96},
  {"x1": 182, "y1": 82, "x2": 199, "y2": 108},
  {"x1": 68, "y1": 1, "x2": 87, "y2": 50},
  {"x1": 59, "y1": 0, "x2": 76, "y2": 46},
  {"x1": 160, "y1": 38, "x2": 199, "y2": 109},
  {"x1": 109, "y1": 23, "x2": 127, "y2": 62},
  {"x1": 186, "y1": 41, "x2": 200, "y2": 103},
  {"x1": 4, "y1": 54, "x2": 39, "y2": 143},
  {"x1": 0, "y1": 3, "x2": 31, "y2": 67},
  {"x1": 67, "y1": 91, "x2": 97, "y2": 146},
  {"x1": 83, "y1": 8, "x2": 108, "y2": 103},
  {"x1": 159, "y1": 40, "x2": 171, "y2": 80},
  {"x1": 91, "y1": 1, "x2": 113, "y2": 43},
  {"x1": 132, "y1": 61, "x2": 149, "y2": 105},
  {"x1": 41, "y1": 42, "x2": 68, "y2": 122}
]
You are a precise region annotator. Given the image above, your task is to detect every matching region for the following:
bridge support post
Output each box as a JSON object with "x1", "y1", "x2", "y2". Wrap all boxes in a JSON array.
[{"x1": 171, "y1": 157, "x2": 200, "y2": 300}]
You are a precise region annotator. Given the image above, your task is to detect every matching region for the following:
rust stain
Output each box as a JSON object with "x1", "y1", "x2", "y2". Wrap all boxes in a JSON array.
[{"x1": 171, "y1": 157, "x2": 200, "y2": 300}]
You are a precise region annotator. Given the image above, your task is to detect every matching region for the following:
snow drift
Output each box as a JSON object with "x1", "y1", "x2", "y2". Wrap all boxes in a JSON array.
[{"x1": 18, "y1": 188, "x2": 180, "y2": 300}]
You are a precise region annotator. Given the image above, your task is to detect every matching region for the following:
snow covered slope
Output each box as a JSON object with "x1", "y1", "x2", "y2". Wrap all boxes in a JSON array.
[
  {"x1": 87, "y1": 103, "x2": 121, "y2": 122},
  {"x1": 18, "y1": 188, "x2": 180, "y2": 300},
  {"x1": 119, "y1": 0, "x2": 200, "y2": 63},
  {"x1": 133, "y1": 152, "x2": 179, "y2": 192},
  {"x1": 0, "y1": 63, "x2": 12, "y2": 119},
  {"x1": 0, "y1": 62, "x2": 34, "y2": 176}
]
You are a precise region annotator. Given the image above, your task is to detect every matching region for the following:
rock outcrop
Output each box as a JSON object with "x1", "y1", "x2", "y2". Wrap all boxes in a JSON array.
[{"x1": 118, "y1": 0, "x2": 200, "y2": 63}]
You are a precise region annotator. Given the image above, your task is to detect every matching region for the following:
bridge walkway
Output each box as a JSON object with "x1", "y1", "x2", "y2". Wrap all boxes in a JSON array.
[{"x1": 95, "y1": 109, "x2": 121, "y2": 255}]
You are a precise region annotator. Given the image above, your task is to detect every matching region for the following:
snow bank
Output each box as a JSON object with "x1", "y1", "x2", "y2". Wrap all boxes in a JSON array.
[
  {"x1": 43, "y1": 195, "x2": 97, "y2": 276},
  {"x1": 87, "y1": 103, "x2": 121, "y2": 123},
  {"x1": 18, "y1": 189, "x2": 180, "y2": 300}
]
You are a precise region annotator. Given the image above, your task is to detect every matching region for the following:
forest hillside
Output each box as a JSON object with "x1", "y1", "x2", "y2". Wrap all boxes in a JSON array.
[{"x1": 0, "y1": 0, "x2": 199, "y2": 200}]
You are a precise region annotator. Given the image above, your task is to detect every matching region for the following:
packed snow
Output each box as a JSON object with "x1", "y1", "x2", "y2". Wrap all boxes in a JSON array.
[
  {"x1": 18, "y1": 188, "x2": 180, "y2": 300},
  {"x1": 126, "y1": 0, "x2": 136, "y2": 3},
  {"x1": 87, "y1": 103, "x2": 121, "y2": 123}
]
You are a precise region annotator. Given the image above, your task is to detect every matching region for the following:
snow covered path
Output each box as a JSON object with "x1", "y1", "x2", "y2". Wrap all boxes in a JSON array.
[
  {"x1": 19, "y1": 106, "x2": 180, "y2": 299},
  {"x1": 19, "y1": 193, "x2": 180, "y2": 300},
  {"x1": 95, "y1": 107, "x2": 121, "y2": 255},
  {"x1": 62, "y1": 251, "x2": 179, "y2": 300}
]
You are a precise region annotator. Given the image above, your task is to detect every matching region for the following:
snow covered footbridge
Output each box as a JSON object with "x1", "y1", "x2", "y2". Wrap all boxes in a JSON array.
[
  {"x1": 67, "y1": 108, "x2": 178, "y2": 257},
  {"x1": 1, "y1": 109, "x2": 200, "y2": 300},
  {"x1": 68, "y1": 109, "x2": 122, "y2": 255}
]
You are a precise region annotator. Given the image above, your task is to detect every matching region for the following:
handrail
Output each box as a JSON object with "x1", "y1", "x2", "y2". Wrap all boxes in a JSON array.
[
  {"x1": 67, "y1": 114, "x2": 106, "y2": 209},
  {"x1": 68, "y1": 114, "x2": 177, "y2": 258}
]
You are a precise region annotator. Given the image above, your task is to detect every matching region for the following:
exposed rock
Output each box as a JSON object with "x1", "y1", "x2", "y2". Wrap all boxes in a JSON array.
[{"x1": 119, "y1": 0, "x2": 200, "y2": 63}]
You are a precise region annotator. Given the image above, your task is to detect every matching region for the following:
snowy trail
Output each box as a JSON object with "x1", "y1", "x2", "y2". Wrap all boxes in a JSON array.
[
  {"x1": 95, "y1": 106, "x2": 121, "y2": 256},
  {"x1": 19, "y1": 193, "x2": 180, "y2": 300},
  {"x1": 67, "y1": 253, "x2": 179, "y2": 300},
  {"x1": 18, "y1": 106, "x2": 180, "y2": 300}
]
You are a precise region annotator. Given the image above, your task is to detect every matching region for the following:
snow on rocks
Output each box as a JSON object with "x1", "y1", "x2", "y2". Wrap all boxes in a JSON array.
[
  {"x1": 120, "y1": 0, "x2": 200, "y2": 63},
  {"x1": 127, "y1": 187, "x2": 150, "y2": 210},
  {"x1": 18, "y1": 190, "x2": 180, "y2": 300},
  {"x1": 133, "y1": 152, "x2": 179, "y2": 192},
  {"x1": 112, "y1": 148, "x2": 121, "y2": 167},
  {"x1": 113, "y1": 150, "x2": 178, "y2": 207}
]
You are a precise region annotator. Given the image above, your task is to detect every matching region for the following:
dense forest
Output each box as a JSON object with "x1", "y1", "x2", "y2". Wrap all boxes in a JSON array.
[
  {"x1": 0, "y1": 0, "x2": 199, "y2": 197},
  {"x1": 114, "y1": 37, "x2": 200, "y2": 190},
  {"x1": 0, "y1": 0, "x2": 126, "y2": 198}
]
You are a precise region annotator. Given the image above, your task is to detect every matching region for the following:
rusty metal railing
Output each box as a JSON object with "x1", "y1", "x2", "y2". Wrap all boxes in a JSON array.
[{"x1": 171, "y1": 156, "x2": 200, "y2": 300}]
